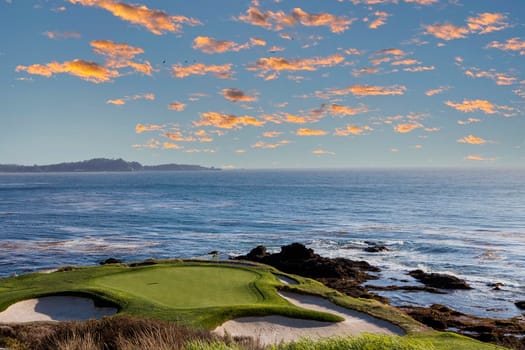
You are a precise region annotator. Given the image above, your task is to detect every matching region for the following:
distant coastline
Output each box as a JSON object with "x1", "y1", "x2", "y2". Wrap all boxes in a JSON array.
[{"x1": 0, "y1": 158, "x2": 219, "y2": 173}]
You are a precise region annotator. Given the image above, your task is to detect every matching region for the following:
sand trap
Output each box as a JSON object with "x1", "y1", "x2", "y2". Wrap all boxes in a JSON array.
[
  {"x1": 0, "y1": 296, "x2": 117, "y2": 323},
  {"x1": 214, "y1": 291, "x2": 403, "y2": 346}
]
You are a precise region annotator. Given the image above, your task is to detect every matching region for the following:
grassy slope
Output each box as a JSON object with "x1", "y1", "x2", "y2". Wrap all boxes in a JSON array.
[{"x1": 0, "y1": 261, "x2": 508, "y2": 350}]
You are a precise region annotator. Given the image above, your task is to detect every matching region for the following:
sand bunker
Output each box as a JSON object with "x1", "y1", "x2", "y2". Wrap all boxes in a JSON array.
[
  {"x1": 214, "y1": 291, "x2": 403, "y2": 346},
  {"x1": 0, "y1": 296, "x2": 117, "y2": 323}
]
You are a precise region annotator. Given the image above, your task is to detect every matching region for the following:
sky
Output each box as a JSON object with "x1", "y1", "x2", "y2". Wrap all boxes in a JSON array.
[{"x1": 1, "y1": 0, "x2": 524, "y2": 169}]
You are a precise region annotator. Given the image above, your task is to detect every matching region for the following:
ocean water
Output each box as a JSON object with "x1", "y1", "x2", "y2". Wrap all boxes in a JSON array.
[{"x1": 0, "y1": 169, "x2": 524, "y2": 319}]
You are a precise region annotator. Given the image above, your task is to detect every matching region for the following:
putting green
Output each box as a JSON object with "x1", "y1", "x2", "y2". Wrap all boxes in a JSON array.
[{"x1": 93, "y1": 265, "x2": 263, "y2": 308}]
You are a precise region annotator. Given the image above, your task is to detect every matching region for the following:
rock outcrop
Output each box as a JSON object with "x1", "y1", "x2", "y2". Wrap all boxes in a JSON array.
[{"x1": 408, "y1": 269, "x2": 471, "y2": 290}]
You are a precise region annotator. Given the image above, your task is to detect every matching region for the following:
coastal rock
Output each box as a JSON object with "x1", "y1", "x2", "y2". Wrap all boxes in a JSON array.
[
  {"x1": 402, "y1": 304, "x2": 525, "y2": 348},
  {"x1": 364, "y1": 245, "x2": 389, "y2": 253},
  {"x1": 99, "y1": 258, "x2": 122, "y2": 265},
  {"x1": 515, "y1": 301, "x2": 525, "y2": 310},
  {"x1": 235, "y1": 243, "x2": 386, "y2": 302},
  {"x1": 408, "y1": 269, "x2": 471, "y2": 290}
]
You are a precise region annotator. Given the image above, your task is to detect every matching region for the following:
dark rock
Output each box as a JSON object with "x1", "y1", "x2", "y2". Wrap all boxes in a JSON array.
[
  {"x1": 208, "y1": 250, "x2": 219, "y2": 255},
  {"x1": 364, "y1": 245, "x2": 389, "y2": 253},
  {"x1": 515, "y1": 301, "x2": 525, "y2": 310},
  {"x1": 99, "y1": 258, "x2": 122, "y2": 265},
  {"x1": 488, "y1": 282, "x2": 504, "y2": 291},
  {"x1": 367, "y1": 284, "x2": 446, "y2": 294},
  {"x1": 235, "y1": 243, "x2": 384, "y2": 302},
  {"x1": 408, "y1": 269, "x2": 471, "y2": 289},
  {"x1": 402, "y1": 304, "x2": 525, "y2": 349},
  {"x1": 129, "y1": 259, "x2": 158, "y2": 267}
]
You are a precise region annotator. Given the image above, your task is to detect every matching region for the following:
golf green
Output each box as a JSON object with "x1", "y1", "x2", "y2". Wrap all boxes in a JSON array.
[{"x1": 93, "y1": 265, "x2": 263, "y2": 308}]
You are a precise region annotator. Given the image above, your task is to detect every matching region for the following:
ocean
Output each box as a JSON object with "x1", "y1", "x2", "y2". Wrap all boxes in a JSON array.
[{"x1": 0, "y1": 169, "x2": 524, "y2": 319}]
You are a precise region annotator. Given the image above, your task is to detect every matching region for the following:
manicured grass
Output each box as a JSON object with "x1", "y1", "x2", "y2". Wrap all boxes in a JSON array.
[
  {"x1": 0, "y1": 260, "x2": 510, "y2": 349},
  {"x1": 93, "y1": 266, "x2": 263, "y2": 308}
]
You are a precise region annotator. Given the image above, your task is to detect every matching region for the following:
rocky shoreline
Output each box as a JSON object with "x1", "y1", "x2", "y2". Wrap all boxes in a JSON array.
[{"x1": 234, "y1": 243, "x2": 525, "y2": 350}]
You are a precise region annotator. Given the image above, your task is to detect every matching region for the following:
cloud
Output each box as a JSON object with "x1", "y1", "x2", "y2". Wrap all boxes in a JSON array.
[
  {"x1": 486, "y1": 38, "x2": 525, "y2": 55},
  {"x1": 424, "y1": 23, "x2": 469, "y2": 41},
  {"x1": 107, "y1": 92, "x2": 154, "y2": 105},
  {"x1": 172, "y1": 63, "x2": 233, "y2": 79},
  {"x1": 369, "y1": 11, "x2": 389, "y2": 29},
  {"x1": 403, "y1": 65, "x2": 435, "y2": 72},
  {"x1": 425, "y1": 86, "x2": 449, "y2": 96},
  {"x1": 263, "y1": 131, "x2": 283, "y2": 138},
  {"x1": 192, "y1": 36, "x2": 265, "y2": 54},
  {"x1": 445, "y1": 99, "x2": 498, "y2": 114},
  {"x1": 457, "y1": 135, "x2": 487, "y2": 145},
  {"x1": 135, "y1": 123, "x2": 164, "y2": 133},
  {"x1": 312, "y1": 149, "x2": 335, "y2": 155},
  {"x1": 394, "y1": 122, "x2": 423, "y2": 133},
  {"x1": 334, "y1": 124, "x2": 373, "y2": 136},
  {"x1": 164, "y1": 131, "x2": 195, "y2": 142},
  {"x1": 251, "y1": 140, "x2": 291, "y2": 149},
  {"x1": 424, "y1": 12, "x2": 508, "y2": 41},
  {"x1": 43, "y1": 31, "x2": 81, "y2": 39},
  {"x1": 90, "y1": 40, "x2": 152, "y2": 75},
  {"x1": 391, "y1": 59, "x2": 420, "y2": 66},
  {"x1": 327, "y1": 104, "x2": 369, "y2": 116},
  {"x1": 247, "y1": 54, "x2": 344, "y2": 79},
  {"x1": 464, "y1": 68, "x2": 517, "y2": 86},
  {"x1": 194, "y1": 112, "x2": 265, "y2": 129},
  {"x1": 467, "y1": 12, "x2": 508, "y2": 34},
  {"x1": 457, "y1": 118, "x2": 481, "y2": 125},
  {"x1": 222, "y1": 88, "x2": 257, "y2": 102},
  {"x1": 163, "y1": 142, "x2": 182, "y2": 150},
  {"x1": 465, "y1": 154, "x2": 495, "y2": 161},
  {"x1": 404, "y1": 0, "x2": 439, "y2": 4},
  {"x1": 15, "y1": 59, "x2": 119, "y2": 83},
  {"x1": 330, "y1": 84, "x2": 406, "y2": 96},
  {"x1": 296, "y1": 128, "x2": 327, "y2": 136},
  {"x1": 68, "y1": 0, "x2": 201, "y2": 35},
  {"x1": 168, "y1": 102, "x2": 186, "y2": 111},
  {"x1": 238, "y1": 7, "x2": 353, "y2": 33},
  {"x1": 132, "y1": 139, "x2": 161, "y2": 149}
]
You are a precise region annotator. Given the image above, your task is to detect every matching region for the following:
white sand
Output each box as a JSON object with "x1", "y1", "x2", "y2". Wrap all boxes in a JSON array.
[
  {"x1": 213, "y1": 291, "x2": 403, "y2": 346},
  {"x1": 0, "y1": 296, "x2": 117, "y2": 323}
]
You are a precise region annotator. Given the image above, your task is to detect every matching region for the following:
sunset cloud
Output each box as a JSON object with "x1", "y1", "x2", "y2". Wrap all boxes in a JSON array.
[
  {"x1": 172, "y1": 63, "x2": 233, "y2": 79},
  {"x1": 403, "y1": 65, "x2": 435, "y2": 72},
  {"x1": 457, "y1": 135, "x2": 487, "y2": 145},
  {"x1": 263, "y1": 131, "x2": 283, "y2": 138},
  {"x1": 135, "y1": 124, "x2": 164, "y2": 133},
  {"x1": 330, "y1": 84, "x2": 406, "y2": 97},
  {"x1": 369, "y1": 11, "x2": 389, "y2": 29},
  {"x1": 334, "y1": 124, "x2": 373, "y2": 136},
  {"x1": 43, "y1": 31, "x2": 81, "y2": 40},
  {"x1": 107, "y1": 92, "x2": 154, "y2": 105},
  {"x1": 91, "y1": 40, "x2": 152, "y2": 75},
  {"x1": 192, "y1": 36, "x2": 265, "y2": 54},
  {"x1": 251, "y1": 140, "x2": 291, "y2": 149},
  {"x1": 194, "y1": 112, "x2": 265, "y2": 129},
  {"x1": 466, "y1": 13, "x2": 508, "y2": 34},
  {"x1": 15, "y1": 59, "x2": 119, "y2": 83},
  {"x1": 424, "y1": 23, "x2": 469, "y2": 41},
  {"x1": 222, "y1": 88, "x2": 257, "y2": 102},
  {"x1": 425, "y1": 86, "x2": 449, "y2": 96},
  {"x1": 68, "y1": 0, "x2": 201, "y2": 35},
  {"x1": 247, "y1": 54, "x2": 344, "y2": 79},
  {"x1": 457, "y1": 118, "x2": 481, "y2": 125},
  {"x1": 327, "y1": 104, "x2": 369, "y2": 116},
  {"x1": 465, "y1": 154, "x2": 495, "y2": 161},
  {"x1": 168, "y1": 102, "x2": 186, "y2": 111},
  {"x1": 296, "y1": 128, "x2": 327, "y2": 136},
  {"x1": 424, "y1": 12, "x2": 508, "y2": 41},
  {"x1": 394, "y1": 122, "x2": 423, "y2": 133},
  {"x1": 487, "y1": 38, "x2": 525, "y2": 55},
  {"x1": 312, "y1": 149, "x2": 335, "y2": 155},
  {"x1": 163, "y1": 142, "x2": 182, "y2": 150},
  {"x1": 464, "y1": 68, "x2": 517, "y2": 86},
  {"x1": 445, "y1": 99, "x2": 498, "y2": 114},
  {"x1": 238, "y1": 7, "x2": 353, "y2": 33}
]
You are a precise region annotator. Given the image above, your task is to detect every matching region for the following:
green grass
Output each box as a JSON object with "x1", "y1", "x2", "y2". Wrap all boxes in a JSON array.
[
  {"x1": 0, "y1": 260, "x2": 510, "y2": 350},
  {"x1": 93, "y1": 266, "x2": 263, "y2": 308}
]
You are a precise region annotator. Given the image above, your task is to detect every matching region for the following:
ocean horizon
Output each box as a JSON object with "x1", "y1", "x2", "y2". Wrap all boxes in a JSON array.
[{"x1": 1, "y1": 168, "x2": 524, "y2": 319}]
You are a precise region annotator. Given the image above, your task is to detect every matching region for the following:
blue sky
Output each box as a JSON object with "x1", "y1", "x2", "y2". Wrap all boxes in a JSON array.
[{"x1": 1, "y1": 0, "x2": 524, "y2": 168}]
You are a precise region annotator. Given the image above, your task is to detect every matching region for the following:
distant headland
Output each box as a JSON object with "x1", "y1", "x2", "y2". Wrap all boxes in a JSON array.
[{"x1": 0, "y1": 158, "x2": 220, "y2": 173}]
